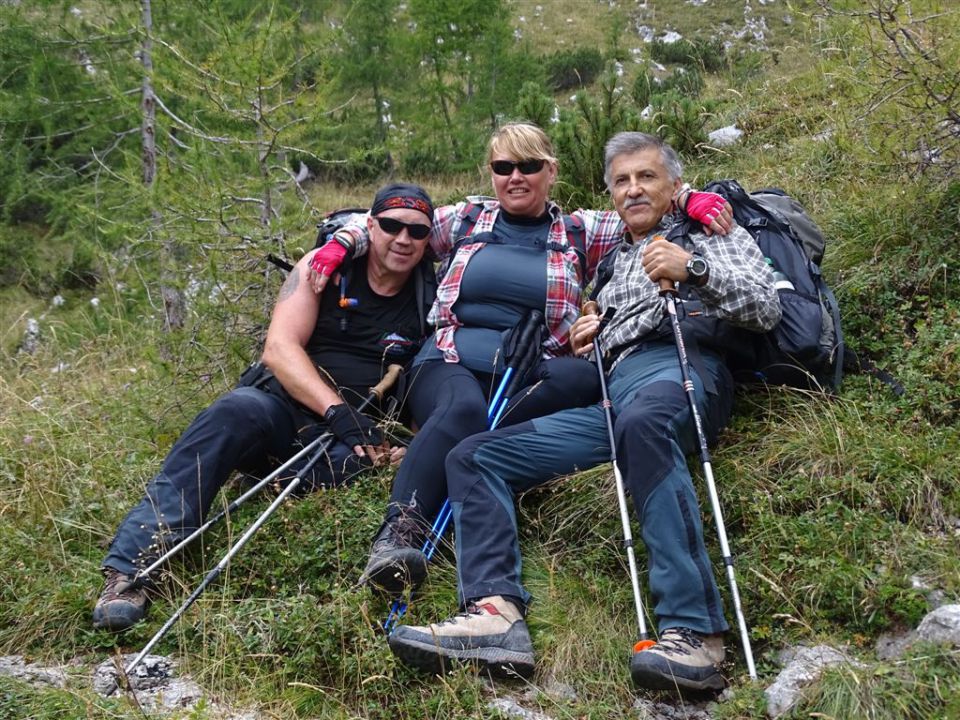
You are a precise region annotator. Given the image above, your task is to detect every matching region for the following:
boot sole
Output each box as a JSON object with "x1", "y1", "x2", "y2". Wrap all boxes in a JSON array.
[
  {"x1": 92, "y1": 603, "x2": 147, "y2": 632},
  {"x1": 389, "y1": 634, "x2": 535, "y2": 679},
  {"x1": 363, "y1": 554, "x2": 428, "y2": 597},
  {"x1": 630, "y1": 662, "x2": 726, "y2": 693}
]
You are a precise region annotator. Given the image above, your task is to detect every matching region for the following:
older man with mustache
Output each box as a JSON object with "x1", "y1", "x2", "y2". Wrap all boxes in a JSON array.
[{"x1": 386, "y1": 132, "x2": 781, "y2": 695}]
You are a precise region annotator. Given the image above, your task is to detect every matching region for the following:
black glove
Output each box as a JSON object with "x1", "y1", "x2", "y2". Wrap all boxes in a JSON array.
[{"x1": 323, "y1": 403, "x2": 383, "y2": 449}]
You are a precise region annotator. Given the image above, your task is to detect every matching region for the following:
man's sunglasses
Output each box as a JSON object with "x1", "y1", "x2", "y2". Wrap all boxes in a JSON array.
[
  {"x1": 490, "y1": 159, "x2": 546, "y2": 176},
  {"x1": 374, "y1": 216, "x2": 431, "y2": 240}
]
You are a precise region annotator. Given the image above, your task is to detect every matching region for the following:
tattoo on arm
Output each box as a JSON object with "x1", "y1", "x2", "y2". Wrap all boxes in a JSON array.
[{"x1": 279, "y1": 267, "x2": 300, "y2": 301}]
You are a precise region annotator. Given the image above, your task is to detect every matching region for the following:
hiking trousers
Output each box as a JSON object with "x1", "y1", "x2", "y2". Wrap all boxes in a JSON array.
[
  {"x1": 103, "y1": 386, "x2": 366, "y2": 576},
  {"x1": 445, "y1": 342, "x2": 734, "y2": 635},
  {"x1": 382, "y1": 356, "x2": 600, "y2": 527}
]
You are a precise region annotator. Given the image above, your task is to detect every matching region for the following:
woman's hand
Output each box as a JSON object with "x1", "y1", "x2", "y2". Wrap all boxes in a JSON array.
[
  {"x1": 683, "y1": 191, "x2": 733, "y2": 236},
  {"x1": 307, "y1": 241, "x2": 348, "y2": 294}
]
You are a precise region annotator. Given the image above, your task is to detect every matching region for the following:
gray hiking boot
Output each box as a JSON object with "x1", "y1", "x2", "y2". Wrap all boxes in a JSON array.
[
  {"x1": 388, "y1": 595, "x2": 535, "y2": 678},
  {"x1": 92, "y1": 567, "x2": 150, "y2": 631},
  {"x1": 359, "y1": 512, "x2": 428, "y2": 596},
  {"x1": 630, "y1": 626, "x2": 726, "y2": 693}
]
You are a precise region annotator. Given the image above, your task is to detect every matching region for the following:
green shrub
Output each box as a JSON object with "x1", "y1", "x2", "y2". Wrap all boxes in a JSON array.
[
  {"x1": 550, "y1": 63, "x2": 649, "y2": 208},
  {"x1": 545, "y1": 47, "x2": 605, "y2": 91},
  {"x1": 652, "y1": 94, "x2": 711, "y2": 156},
  {"x1": 649, "y1": 37, "x2": 726, "y2": 72},
  {"x1": 515, "y1": 81, "x2": 556, "y2": 130},
  {"x1": 632, "y1": 66, "x2": 705, "y2": 107}
]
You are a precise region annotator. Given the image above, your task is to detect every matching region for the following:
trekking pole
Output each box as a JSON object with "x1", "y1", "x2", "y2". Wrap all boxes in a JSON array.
[
  {"x1": 383, "y1": 311, "x2": 545, "y2": 632},
  {"x1": 108, "y1": 364, "x2": 403, "y2": 696},
  {"x1": 658, "y1": 275, "x2": 758, "y2": 680},
  {"x1": 133, "y1": 433, "x2": 332, "y2": 586},
  {"x1": 582, "y1": 301, "x2": 657, "y2": 655}
]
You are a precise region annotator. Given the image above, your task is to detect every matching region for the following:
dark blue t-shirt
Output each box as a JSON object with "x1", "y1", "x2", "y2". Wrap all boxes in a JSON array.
[{"x1": 414, "y1": 211, "x2": 550, "y2": 374}]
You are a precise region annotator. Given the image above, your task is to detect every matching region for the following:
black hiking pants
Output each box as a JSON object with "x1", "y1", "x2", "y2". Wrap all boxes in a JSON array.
[{"x1": 102, "y1": 386, "x2": 366, "y2": 576}]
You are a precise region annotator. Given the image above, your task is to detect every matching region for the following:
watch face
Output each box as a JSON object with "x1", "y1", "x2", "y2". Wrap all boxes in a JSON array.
[{"x1": 689, "y1": 256, "x2": 707, "y2": 277}]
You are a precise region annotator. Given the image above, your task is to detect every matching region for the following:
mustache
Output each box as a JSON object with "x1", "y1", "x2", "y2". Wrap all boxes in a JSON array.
[{"x1": 622, "y1": 197, "x2": 651, "y2": 209}]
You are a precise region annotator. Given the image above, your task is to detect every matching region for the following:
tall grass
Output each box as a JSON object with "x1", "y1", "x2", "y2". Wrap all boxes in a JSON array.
[{"x1": 1, "y1": 1, "x2": 959, "y2": 719}]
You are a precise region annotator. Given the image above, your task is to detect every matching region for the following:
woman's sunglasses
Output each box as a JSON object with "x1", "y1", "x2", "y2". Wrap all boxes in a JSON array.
[
  {"x1": 490, "y1": 159, "x2": 546, "y2": 176},
  {"x1": 375, "y1": 216, "x2": 431, "y2": 240}
]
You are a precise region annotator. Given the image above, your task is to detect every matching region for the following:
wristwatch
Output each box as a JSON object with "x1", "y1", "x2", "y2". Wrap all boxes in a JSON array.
[{"x1": 685, "y1": 254, "x2": 709, "y2": 286}]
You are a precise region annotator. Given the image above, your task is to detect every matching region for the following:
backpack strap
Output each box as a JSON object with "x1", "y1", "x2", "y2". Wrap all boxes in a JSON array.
[
  {"x1": 457, "y1": 202, "x2": 484, "y2": 238},
  {"x1": 414, "y1": 259, "x2": 438, "y2": 338},
  {"x1": 816, "y1": 276, "x2": 845, "y2": 391},
  {"x1": 842, "y1": 347, "x2": 905, "y2": 396},
  {"x1": 562, "y1": 214, "x2": 588, "y2": 282}
]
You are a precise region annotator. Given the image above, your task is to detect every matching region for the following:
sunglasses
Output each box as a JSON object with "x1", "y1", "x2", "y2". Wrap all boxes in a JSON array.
[
  {"x1": 374, "y1": 216, "x2": 431, "y2": 240},
  {"x1": 490, "y1": 159, "x2": 546, "y2": 176}
]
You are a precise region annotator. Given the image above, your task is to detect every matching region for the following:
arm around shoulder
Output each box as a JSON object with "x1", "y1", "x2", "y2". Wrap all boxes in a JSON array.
[{"x1": 262, "y1": 252, "x2": 343, "y2": 416}]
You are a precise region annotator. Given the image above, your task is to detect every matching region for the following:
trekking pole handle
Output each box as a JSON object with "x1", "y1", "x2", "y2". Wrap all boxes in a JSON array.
[
  {"x1": 658, "y1": 277, "x2": 678, "y2": 295},
  {"x1": 370, "y1": 364, "x2": 403, "y2": 400},
  {"x1": 513, "y1": 310, "x2": 545, "y2": 367},
  {"x1": 581, "y1": 302, "x2": 616, "y2": 343}
]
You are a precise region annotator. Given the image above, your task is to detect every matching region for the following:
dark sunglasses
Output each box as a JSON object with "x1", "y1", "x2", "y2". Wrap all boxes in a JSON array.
[
  {"x1": 490, "y1": 159, "x2": 546, "y2": 176},
  {"x1": 374, "y1": 216, "x2": 431, "y2": 240}
]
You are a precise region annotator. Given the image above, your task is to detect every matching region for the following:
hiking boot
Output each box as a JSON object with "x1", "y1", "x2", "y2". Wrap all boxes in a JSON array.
[
  {"x1": 92, "y1": 568, "x2": 150, "y2": 631},
  {"x1": 359, "y1": 512, "x2": 429, "y2": 596},
  {"x1": 630, "y1": 627, "x2": 726, "y2": 693},
  {"x1": 388, "y1": 595, "x2": 535, "y2": 678}
]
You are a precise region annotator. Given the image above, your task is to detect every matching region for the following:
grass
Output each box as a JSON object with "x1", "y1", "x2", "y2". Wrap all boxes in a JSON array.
[{"x1": 2, "y1": 1, "x2": 960, "y2": 718}]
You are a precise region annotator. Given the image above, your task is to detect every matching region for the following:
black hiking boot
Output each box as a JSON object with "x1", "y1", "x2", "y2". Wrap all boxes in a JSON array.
[
  {"x1": 359, "y1": 510, "x2": 428, "y2": 596},
  {"x1": 630, "y1": 626, "x2": 726, "y2": 693},
  {"x1": 388, "y1": 595, "x2": 535, "y2": 678},
  {"x1": 92, "y1": 567, "x2": 150, "y2": 632}
]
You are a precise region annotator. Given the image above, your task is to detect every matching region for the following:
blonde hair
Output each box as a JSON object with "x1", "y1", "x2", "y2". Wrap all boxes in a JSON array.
[{"x1": 486, "y1": 122, "x2": 558, "y2": 164}]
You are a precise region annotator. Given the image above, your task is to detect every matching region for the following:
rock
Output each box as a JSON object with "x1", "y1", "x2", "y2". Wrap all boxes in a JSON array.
[
  {"x1": 764, "y1": 645, "x2": 859, "y2": 718},
  {"x1": 488, "y1": 697, "x2": 555, "y2": 720},
  {"x1": 875, "y1": 628, "x2": 918, "y2": 661},
  {"x1": 93, "y1": 654, "x2": 204, "y2": 711},
  {"x1": 520, "y1": 674, "x2": 577, "y2": 703},
  {"x1": 916, "y1": 604, "x2": 960, "y2": 646},
  {"x1": 708, "y1": 126, "x2": 743, "y2": 147},
  {"x1": 633, "y1": 695, "x2": 715, "y2": 719},
  {"x1": 0, "y1": 655, "x2": 67, "y2": 688},
  {"x1": 20, "y1": 318, "x2": 41, "y2": 355}
]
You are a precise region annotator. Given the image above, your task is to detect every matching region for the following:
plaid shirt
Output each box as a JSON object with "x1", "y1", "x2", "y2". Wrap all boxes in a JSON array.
[
  {"x1": 338, "y1": 196, "x2": 625, "y2": 361},
  {"x1": 597, "y1": 217, "x2": 782, "y2": 369}
]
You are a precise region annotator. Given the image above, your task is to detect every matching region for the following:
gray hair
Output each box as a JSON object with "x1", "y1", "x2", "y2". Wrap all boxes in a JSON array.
[{"x1": 603, "y1": 132, "x2": 683, "y2": 191}]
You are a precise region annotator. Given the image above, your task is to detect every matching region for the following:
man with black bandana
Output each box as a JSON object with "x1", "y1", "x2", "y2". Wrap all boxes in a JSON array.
[{"x1": 92, "y1": 183, "x2": 437, "y2": 632}]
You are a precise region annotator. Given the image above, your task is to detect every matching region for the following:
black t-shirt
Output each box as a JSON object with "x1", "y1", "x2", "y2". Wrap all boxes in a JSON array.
[{"x1": 305, "y1": 256, "x2": 425, "y2": 406}]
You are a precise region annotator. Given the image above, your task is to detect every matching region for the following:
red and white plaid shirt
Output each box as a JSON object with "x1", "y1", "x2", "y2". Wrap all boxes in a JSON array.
[{"x1": 336, "y1": 196, "x2": 626, "y2": 361}]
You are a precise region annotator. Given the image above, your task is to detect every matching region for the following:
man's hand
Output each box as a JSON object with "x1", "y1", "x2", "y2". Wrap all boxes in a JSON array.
[
  {"x1": 570, "y1": 306, "x2": 602, "y2": 357},
  {"x1": 307, "y1": 241, "x2": 348, "y2": 294},
  {"x1": 324, "y1": 403, "x2": 388, "y2": 463},
  {"x1": 641, "y1": 236, "x2": 692, "y2": 287},
  {"x1": 684, "y1": 191, "x2": 733, "y2": 237}
]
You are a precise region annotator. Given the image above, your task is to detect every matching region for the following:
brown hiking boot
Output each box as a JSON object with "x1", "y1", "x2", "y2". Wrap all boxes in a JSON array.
[
  {"x1": 92, "y1": 567, "x2": 150, "y2": 631},
  {"x1": 359, "y1": 511, "x2": 428, "y2": 596},
  {"x1": 630, "y1": 626, "x2": 726, "y2": 693},
  {"x1": 388, "y1": 595, "x2": 535, "y2": 678}
]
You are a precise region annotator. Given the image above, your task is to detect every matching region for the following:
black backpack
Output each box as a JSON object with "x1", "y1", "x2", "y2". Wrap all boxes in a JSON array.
[
  {"x1": 701, "y1": 179, "x2": 844, "y2": 392},
  {"x1": 266, "y1": 207, "x2": 437, "y2": 337},
  {"x1": 589, "y1": 180, "x2": 845, "y2": 392}
]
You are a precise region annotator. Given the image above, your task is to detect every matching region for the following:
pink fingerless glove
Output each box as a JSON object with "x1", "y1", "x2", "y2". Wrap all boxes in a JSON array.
[
  {"x1": 684, "y1": 191, "x2": 727, "y2": 225},
  {"x1": 309, "y1": 240, "x2": 348, "y2": 278}
]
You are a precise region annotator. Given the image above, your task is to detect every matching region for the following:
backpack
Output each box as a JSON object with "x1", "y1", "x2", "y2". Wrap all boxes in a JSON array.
[
  {"x1": 589, "y1": 179, "x2": 844, "y2": 392},
  {"x1": 701, "y1": 179, "x2": 844, "y2": 392},
  {"x1": 266, "y1": 207, "x2": 436, "y2": 337}
]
